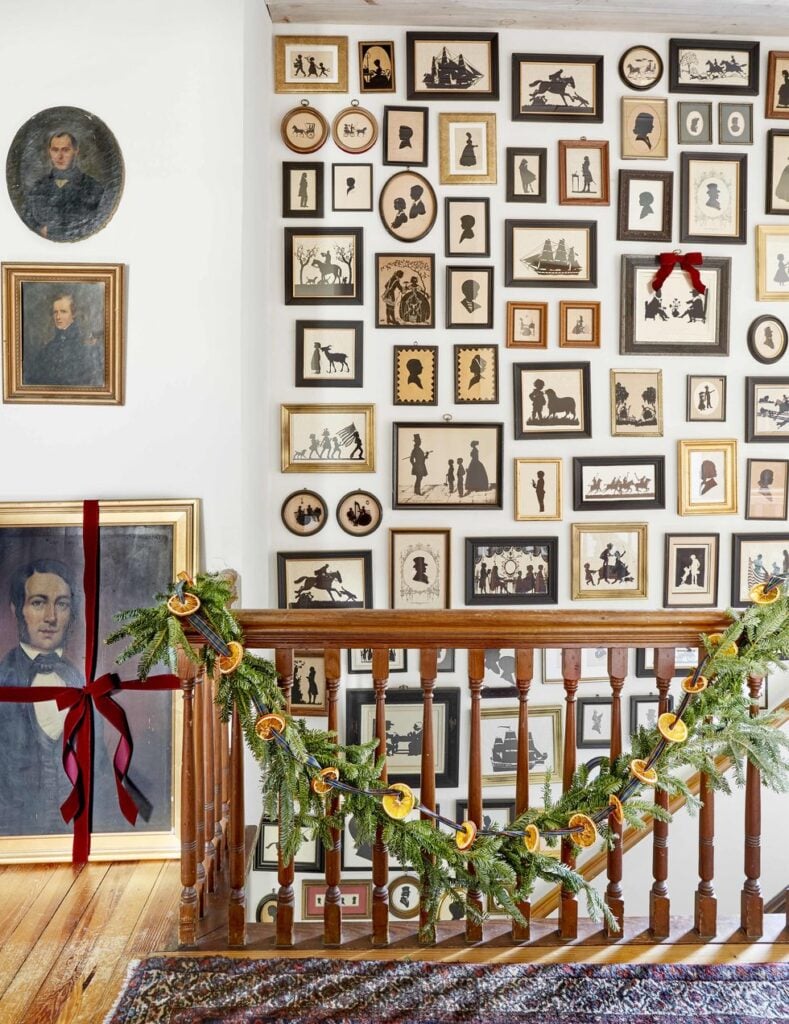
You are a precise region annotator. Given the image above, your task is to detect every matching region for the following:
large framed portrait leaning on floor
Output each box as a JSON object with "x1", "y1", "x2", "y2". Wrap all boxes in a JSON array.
[{"x1": 0, "y1": 499, "x2": 199, "y2": 863}]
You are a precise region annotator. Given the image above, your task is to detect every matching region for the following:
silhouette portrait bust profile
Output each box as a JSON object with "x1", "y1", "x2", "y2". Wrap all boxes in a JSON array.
[
  {"x1": 460, "y1": 278, "x2": 481, "y2": 314},
  {"x1": 405, "y1": 357, "x2": 424, "y2": 389},
  {"x1": 638, "y1": 191, "x2": 654, "y2": 219},
  {"x1": 700, "y1": 458, "x2": 718, "y2": 496},
  {"x1": 706, "y1": 182, "x2": 721, "y2": 210},
  {"x1": 409, "y1": 184, "x2": 425, "y2": 219},
  {"x1": 391, "y1": 196, "x2": 407, "y2": 229},
  {"x1": 458, "y1": 214, "x2": 475, "y2": 244},
  {"x1": 398, "y1": 124, "x2": 413, "y2": 149},
  {"x1": 633, "y1": 111, "x2": 655, "y2": 149},
  {"x1": 412, "y1": 556, "x2": 429, "y2": 584}
]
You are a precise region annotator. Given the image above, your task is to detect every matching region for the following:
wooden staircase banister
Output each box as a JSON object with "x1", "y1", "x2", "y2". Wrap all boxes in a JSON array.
[
  {"x1": 230, "y1": 609, "x2": 731, "y2": 650},
  {"x1": 531, "y1": 697, "x2": 789, "y2": 920}
]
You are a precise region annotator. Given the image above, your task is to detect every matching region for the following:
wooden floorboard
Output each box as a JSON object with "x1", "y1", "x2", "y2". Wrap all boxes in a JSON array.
[{"x1": 0, "y1": 860, "x2": 787, "y2": 1024}]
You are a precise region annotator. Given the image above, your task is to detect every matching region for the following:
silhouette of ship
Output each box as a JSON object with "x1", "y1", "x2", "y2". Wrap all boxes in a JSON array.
[
  {"x1": 521, "y1": 238, "x2": 581, "y2": 277},
  {"x1": 422, "y1": 47, "x2": 483, "y2": 90},
  {"x1": 491, "y1": 726, "x2": 548, "y2": 772}
]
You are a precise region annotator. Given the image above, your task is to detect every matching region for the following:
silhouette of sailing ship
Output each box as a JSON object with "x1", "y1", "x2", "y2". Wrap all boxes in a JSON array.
[
  {"x1": 521, "y1": 237, "x2": 581, "y2": 277},
  {"x1": 491, "y1": 726, "x2": 548, "y2": 772},
  {"x1": 422, "y1": 47, "x2": 484, "y2": 90}
]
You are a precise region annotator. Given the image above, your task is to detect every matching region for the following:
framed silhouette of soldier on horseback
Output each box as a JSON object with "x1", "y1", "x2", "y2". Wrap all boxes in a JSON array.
[
  {"x1": 277, "y1": 551, "x2": 372, "y2": 610},
  {"x1": 512, "y1": 53, "x2": 604, "y2": 123}
]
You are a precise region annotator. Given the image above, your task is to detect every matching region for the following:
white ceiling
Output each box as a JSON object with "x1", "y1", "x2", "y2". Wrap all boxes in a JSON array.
[{"x1": 266, "y1": 0, "x2": 789, "y2": 35}]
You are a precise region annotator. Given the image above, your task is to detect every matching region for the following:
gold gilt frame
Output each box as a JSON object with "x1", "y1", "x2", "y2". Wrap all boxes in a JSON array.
[
  {"x1": 274, "y1": 35, "x2": 348, "y2": 93},
  {"x1": 0, "y1": 498, "x2": 199, "y2": 863},
  {"x1": 756, "y1": 225, "x2": 789, "y2": 301},
  {"x1": 281, "y1": 403, "x2": 376, "y2": 473},
  {"x1": 439, "y1": 113, "x2": 497, "y2": 185},
  {"x1": 481, "y1": 705, "x2": 562, "y2": 786},
  {"x1": 514, "y1": 458, "x2": 563, "y2": 522},
  {"x1": 571, "y1": 522, "x2": 648, "y2": 599},
  {"x1": 678, "y1": 438, "x2": 738, "y2": 516},
  {"x1": 3, "y1": 262, "x2": 124, "y2": 405}
]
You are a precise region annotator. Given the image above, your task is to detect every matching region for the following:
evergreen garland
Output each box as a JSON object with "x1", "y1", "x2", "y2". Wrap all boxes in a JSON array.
[{"x1": 109, "y1": 572, "x2": 789, "y2": 941}]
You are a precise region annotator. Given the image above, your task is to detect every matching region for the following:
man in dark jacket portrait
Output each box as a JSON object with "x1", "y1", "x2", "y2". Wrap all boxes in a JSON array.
[
  {"x1": 24, "y1": 130, "x2": 104, "y2": 241},
  {"x1": 23, "y1": 291, "x2": 104, "y2": 388}
]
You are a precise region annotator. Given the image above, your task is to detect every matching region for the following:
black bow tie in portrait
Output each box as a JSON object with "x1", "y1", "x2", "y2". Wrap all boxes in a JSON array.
[{"x1": 27, "y1": 651, "x2": 82, "y2": 687}]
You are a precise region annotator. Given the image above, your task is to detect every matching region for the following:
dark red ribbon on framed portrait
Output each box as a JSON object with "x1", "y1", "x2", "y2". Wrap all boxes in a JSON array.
[
  {"x1": 651, "y1": 250, "x2": 706, "y2": 294},
  {"x1": 0, "y1": 499, "x2": 181, "y2": 863}
]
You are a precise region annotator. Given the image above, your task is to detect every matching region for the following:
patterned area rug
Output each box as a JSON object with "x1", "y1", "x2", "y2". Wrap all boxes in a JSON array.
[{"x1": 105, "y1": 957, "x2": 789, "y2": 1024}]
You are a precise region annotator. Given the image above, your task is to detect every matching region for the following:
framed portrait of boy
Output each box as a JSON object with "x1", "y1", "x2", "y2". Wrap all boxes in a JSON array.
[
  {"x1": 514, "y1": 458, "x2": 562, "y2": 522},
  {"x1": 390, "y1": 528, "x2": 451, "y2": 610},
  {"x1": 513, "y1": 361, "x2": 591, "y2": 440},
  {"x1": 445, "y1": 266, "x2": 494, "y2": 329},
  {"x1": 0, "y1": 498, "x2": 198, "y2": 863},
  {"x1": 617, "y1": 170, "x2": 673, "y2": 242},
  {"x1": 444, "y1": 197, "x2": 490, "y2": 258},
  {"x1": 2, "y1": 262, "x2": 124, "y2": 405},
  {"x1": 663, "y1": 533, "x2": 719, "y2": 608},
  {"x1": 382, "y1": 106, "x2": 428, "y2": 167}
]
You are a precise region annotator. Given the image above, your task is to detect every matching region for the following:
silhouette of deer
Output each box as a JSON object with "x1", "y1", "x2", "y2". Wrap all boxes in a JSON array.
[{"x1": 319, "y1": 345, "x2": 350, "y2": 372}]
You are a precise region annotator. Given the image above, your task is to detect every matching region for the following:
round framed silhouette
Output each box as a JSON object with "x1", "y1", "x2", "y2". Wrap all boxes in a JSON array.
[
  {"x1": 379, "y1": 170, "x2": 437, "y2": 243},
  {"x1": 6, "y1": 106, "x2": 124, "y2": 243},
  {"x1": 281, "y1": 489, "x2": 328, "y2": 537},
  {"x1": 388, "y1": 875, "x2": 420, "y2": 919},
  {"x1": 748, "y1": 315, "x2": 788, "y2": 365},
  {"x1": 332, "y1": 102, "x2": 378, "y2": 154},
  {"x1": 618, "y1": 46, "x2": 663, "y2": 91},
  {"x1": 337, "y1": 490, "x2": 383, "y2": 536},
  {"x1": 281, "y1": 101, "x2": 329, "y2": 154}
]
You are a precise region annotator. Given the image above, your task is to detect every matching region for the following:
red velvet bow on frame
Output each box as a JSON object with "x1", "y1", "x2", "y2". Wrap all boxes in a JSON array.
[
  {"x1": 652, "y1": 251, "x2": 706, "y2": 294},
  {"x1": 0, "y1": 499, "x2": 181, "y2": 863}
]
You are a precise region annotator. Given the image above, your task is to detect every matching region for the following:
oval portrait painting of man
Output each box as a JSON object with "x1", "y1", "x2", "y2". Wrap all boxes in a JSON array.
[{"x1": 6, "y1": 106, "x2": 124, "y2": 243}]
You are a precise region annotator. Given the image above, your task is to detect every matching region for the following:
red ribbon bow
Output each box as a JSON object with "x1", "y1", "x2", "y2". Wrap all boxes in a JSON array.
[
  {"x1": 651, "y1": 251, "x2": 706, "y2": 294},
  {"x1": 0, "y1": 499, "x2": 181, "y2": 862}
]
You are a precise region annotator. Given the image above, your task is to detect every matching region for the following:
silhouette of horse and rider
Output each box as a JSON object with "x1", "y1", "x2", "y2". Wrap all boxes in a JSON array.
[
  {"x1": 292, "y1": 564, "x2": 358, "y2": 604},
  {"x1": 526, "y1": 68, "x2": 589, "y2": 109}
]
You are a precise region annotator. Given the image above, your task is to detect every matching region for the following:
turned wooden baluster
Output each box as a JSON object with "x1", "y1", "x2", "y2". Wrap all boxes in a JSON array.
[
  {"x1": 212, "y1": 673, "x2": 225, "y2": 873},
  {"x1": 695, "y1": 754, "x2": 716, "y2": 937},
  {"x1": 512, "y1": 647, "x2": 534, "y2": 942},
  {"x1": 649, "y1": 647, "x2": 675, "y2": 939},
  {"x1": 202, "y1": 665, "x2": 217, "y2": 892},
  {"x1": 178, "y1": 654, "x2": 198, "y2": 948},
  {"x1": 419, "y1": 648, "x2": 438, "y2": 946},
  {"x1": 371, "y1": 648, "x2": 390, "y2": 947},
  {"x1": 221, "y1": 714, "x2": 230, "y2": 861},
  {"x1": 323, "y1": 648, "x2": 343, "y2": 947},
  {"x1": 741, "y1": 673, "x2": 764, "y2": 938},
  {"x1": 193, "y1": 674, "x2": 207, "y2": 911},
  {"x1": 558, "y1": 648, "x2": 580, "y2": 941},
  {"x1": 227, "y1": 700, "x2": 246, "y2": 947},
  {"x1": 604, "y1": 647, "x2": 627, "y2": 938},
  {"x1": 466, "y1": 649, "x2": 485, "y2": 942},
  {"x1": 275, "y1": 648, "x2": 295, "y2": 947}
]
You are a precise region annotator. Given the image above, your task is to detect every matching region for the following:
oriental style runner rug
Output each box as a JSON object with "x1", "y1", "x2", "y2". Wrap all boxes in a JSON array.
[{"x1": 105, "y1": 957, "x2": 789, "y2": 1024}]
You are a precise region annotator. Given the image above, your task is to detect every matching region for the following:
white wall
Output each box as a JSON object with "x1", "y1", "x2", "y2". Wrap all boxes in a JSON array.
[{"x1": 259, "y1": 21, "x2": 789, "y2": 921}]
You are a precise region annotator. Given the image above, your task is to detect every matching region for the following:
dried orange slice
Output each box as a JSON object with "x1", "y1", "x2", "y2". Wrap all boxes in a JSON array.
[
  {"x1": 568, "y1": 813, "x2": 597, "y2": 848},
  {"x1": 750, "y1": 583, "x2": 781, "y2": 605},
  {"x1": 254, "y1": 713, "x2": 286, "y2": 741},
  {"x1": 630, "y1": 758, "x2": 657, "y2": 786},
  {"x1": 311, "y1": 766, "x2": 339, "y2": 795},
  {"x1": 167, "y1": 591, "x2": 201, "y2": 617},
  {"x1": 455, "y1": 820, "x2": 477, "y2": 851},
  {"x1": 523, "y1": 823, "x2": 540, "y2": 854},
  {"x1": 382, "y1": 782, "x2": 415, "y2": 820},
  {"x1": 608, "y1": 794, "x2": 624, "y2": 825},
  {"x1": 658, "y1": 712, "x2": 688, "y2": 744},
  {"x1": 218, "y1": 640, "x2": 244, "y2": 674},
  {"x1": 682, "y1": 673, "x2": 708, "y2": 694},
  {"x1": 707, "y1": 633, "x2": 738, "y2": 658}
]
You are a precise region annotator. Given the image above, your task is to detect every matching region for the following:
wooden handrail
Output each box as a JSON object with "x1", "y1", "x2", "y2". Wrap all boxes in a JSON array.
[
  {"x1": 230, "y1": 609, "x2": 731, "y2": 649},
  {"x1": 530, "y1": 697, "x2": 789, "y2": 920}
]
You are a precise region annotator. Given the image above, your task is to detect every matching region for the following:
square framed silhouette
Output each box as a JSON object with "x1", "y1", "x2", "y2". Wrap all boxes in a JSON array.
[
  {"x1": 506, "y1": 147, "x2": 547, "y2": 203},
  {"x1": 559, "y1": 300, "x2": 600, "y2": 348},
  {"x1": 630, "y1": 694, "x2": 676, "y2": 735},
  {"x1": 746, "y1": 377, "x2": 789, "y2": 443},
  {"x1": 732, "y1": 533, "x2": 789, "y2": 606},
  {"x1": 577, "y1": 697, "x2": 613, "y2": 749},
  {"x1": 283, "y1": 226, "x2": 363, "y2": 306},
  {"x1": 663, "y1": 533, "x2": 719, "y2": 607},
  {"x1": 617, "y1": 170, "x2": 673, "y2": 241},
  {"x1": 444, "y1": 197, "x2": 490, "y2": 257},
  {"x1": 332, "y1": 163, "x2": 373, "y2": 212},
  {"x1": 480, "y1": 705, "x2": 562, "y2": 786},
  {"x1": 295, "y1": 320, "x2": 362, "y2": 388},
  {"x1": 571, "y1": 522, "x2": 648, "y2": 600},
  {"x1": 513, "y1": 361, "x2": 591, "y2": 440},
  {"x1": 445, "y1": 265, "x2": 493, "y2": 329},
  {"x1": 506, "y1": 301, "x2": 548, "y2": 348}
]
